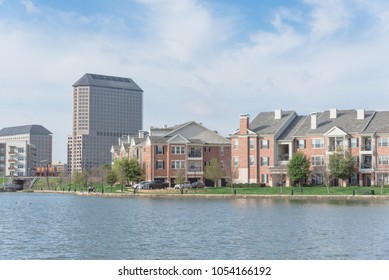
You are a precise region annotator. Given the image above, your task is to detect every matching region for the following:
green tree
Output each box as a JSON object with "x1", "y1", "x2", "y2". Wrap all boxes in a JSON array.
[
  {"x1": 174, "y1": 170, "x2": 186, "y2": 186},
  {"x1": 205, "y1": 158, "x2": 225, "y2": 187},
  {"x1": 328, "y1": 150, "x2": 356, "y2": 186},
  {"x1": 287, "y1": 152, "x2": 310, "y2": 190},
  {"x1": 113, "y1": 158, "x2": 144, "y2": 187},
  {"x1": 72, "y1": 171, "x2": 88, "y2": 190},
  {"x1": 106, "y1": 169, "x2": 118, "y2": 192}
]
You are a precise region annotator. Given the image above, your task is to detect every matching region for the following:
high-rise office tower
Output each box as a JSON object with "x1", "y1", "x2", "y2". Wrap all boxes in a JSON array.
[{"x1": 67, "y1": 73, "x2": 143, "y2": 174}]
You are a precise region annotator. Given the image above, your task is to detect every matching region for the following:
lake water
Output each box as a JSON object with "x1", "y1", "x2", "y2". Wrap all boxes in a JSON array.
[{"x1": 1, "y1": 192, "x2": 389, "y2": 260}]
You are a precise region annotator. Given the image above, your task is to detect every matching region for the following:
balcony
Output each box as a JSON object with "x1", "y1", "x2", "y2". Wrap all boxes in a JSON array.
[
  {"x1": 188, "y1": 167, "x2": 203, "y2": 174},
  {"x1": 360, "y1": 145, "x2": 373, "y2": 152},
  {"x1": 278, "y1": 155, "x2": 289, "y2": 162},
  {"x1": 188, "y1": 151, "x2": 202, "y2": 158},
  {"x1": 361, "y1": 162, "x2": 372, "y2": 169}
]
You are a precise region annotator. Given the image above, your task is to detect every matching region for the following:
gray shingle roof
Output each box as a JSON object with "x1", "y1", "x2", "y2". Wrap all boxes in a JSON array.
[
  {"x1": 73, "y1": 73, "x2": 143, "y2": 92},
  {"x1": 278, "y1": 116, "x2": 308, "y2": 140},
  {"x1": 249, "y1": 111, "x2": 295, "y2": 135},
  {"x1": 0, "y1": 125, "x2": 52, "y2": 136},
  {"x1": 293, "y1": 110, "x2": 375, "y2": 136},
  {"x1": 363, "y1": 111, "x2": 389, "y2": 134}
]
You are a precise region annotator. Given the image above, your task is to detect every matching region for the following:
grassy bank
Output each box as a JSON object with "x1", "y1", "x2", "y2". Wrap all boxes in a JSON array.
[{"x1": 30, "y1": 178, "x2": 389, "y2": 196}]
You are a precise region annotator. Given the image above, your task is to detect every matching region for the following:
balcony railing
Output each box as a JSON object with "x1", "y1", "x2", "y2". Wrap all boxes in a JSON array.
[
  {"x1": 188, "y1": 152, "x2": 202, "y2": 158},
  {"x1": 278, "y1": 155, "x2": 289, "y2": 161},
  {"x1": 188, "y1": 167, "x2": 202, "y2": 173},
  {"x1": 361, "y1": 145, "x2": 372, "y2": 152},
  {"x1": 361, "y1": 162, "x2": 372, "y2": 169}
]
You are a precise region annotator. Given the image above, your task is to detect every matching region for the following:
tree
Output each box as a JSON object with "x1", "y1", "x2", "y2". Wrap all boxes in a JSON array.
[
  {"x1": 113, "y1": 158, "x2": 144, "y2": 187},
  {"x1": 72, "y1": 171, "x2": 88, "y2": 190},
  {"x1": 328, "y1": 150, "x2": 356, "y2": 186},
  {"x1": 106, "y1": 169, "x2": 118, "y2": 192},
  {"x1": 174, "y1": 170, "x2": 186, "y2": 186},
  {"x1": 287, "y1": 152, "x2": 310, "y2": 189},
  {"x1": 205, "y1": 158, "x2": 225, "y2": 187}
]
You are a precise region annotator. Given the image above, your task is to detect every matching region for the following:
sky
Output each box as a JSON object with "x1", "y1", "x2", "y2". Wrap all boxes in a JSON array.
[{"x1": 1, "y1": 0, "x2": 389, "y2": 163}]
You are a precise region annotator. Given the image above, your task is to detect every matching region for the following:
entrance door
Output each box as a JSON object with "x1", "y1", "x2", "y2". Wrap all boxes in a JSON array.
[{"x1": 363, "y1": 174, "x2": 371, "y2": 186}]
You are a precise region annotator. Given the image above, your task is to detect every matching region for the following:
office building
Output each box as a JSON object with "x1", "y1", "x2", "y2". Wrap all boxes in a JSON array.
[
  {"x1": 0, "y1": 124, "x2": 52, "y2": 167},
  {"x1": 68, "y1": 73, "x2": 143, "y2": 174}
]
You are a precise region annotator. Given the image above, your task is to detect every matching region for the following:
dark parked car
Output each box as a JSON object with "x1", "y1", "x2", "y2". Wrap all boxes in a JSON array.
[
  {"x1": 143, "y1": 180, "x2": 169, "y2": 189},
  {"x1": 190, "y1": 181, "x2": 204, "y2": 188}
]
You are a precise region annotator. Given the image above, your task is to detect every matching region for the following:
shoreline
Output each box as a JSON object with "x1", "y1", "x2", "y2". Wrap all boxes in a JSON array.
[{"x1": 28, "y1": 190, "x2": 389, "y2": 200}]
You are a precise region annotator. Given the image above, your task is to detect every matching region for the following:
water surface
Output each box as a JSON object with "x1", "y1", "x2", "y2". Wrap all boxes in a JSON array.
[{"x1": 1, "y1": 193, "x2": 389, "y2": 259}]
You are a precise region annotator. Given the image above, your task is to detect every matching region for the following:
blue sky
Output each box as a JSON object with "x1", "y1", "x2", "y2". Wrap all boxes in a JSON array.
[{"x1": 1, "y1": 0, "x2": 389, "y2": 162}]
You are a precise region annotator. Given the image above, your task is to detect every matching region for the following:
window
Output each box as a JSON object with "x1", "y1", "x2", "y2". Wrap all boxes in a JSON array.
[
  {"x1": 17, "y1": 147, "x2": 24, "y2": 153},
  {"x1": 220, "y1": 160, "x2": 224, "y2": 169},
  {"x1": 311, "y1": 173, "x2": 324, "y2": 185},
  {"x1": 17, "y1": 164, "x2": 24, "y2": 169},
  {"x1": 261, "y1": 157, "x2": 269, "y2": 166},
  {"x1": 311, "y1": 156, "x2": 324, "y2": 166},
  {"x1": 379, "y1": 138, "x2": 389, "y2": 147},
  {"x1": 261, "y1": 174, "x2": 268, "y2": 183},
  {"x1": 261, "y1": 140, "x2": 269, "y2": 149},
  {"x1": 350, "y1": 138, "x2": 358, "y2": 148},
  {"x1": 171, "y1": 160, "x2": 185, "y2": 169},
  {"x1": 156, "y1": 160, "x2": 164, "y2": 169},
  {"x1": 312, "y1": 139, "x2": 324, "y2": 148},
  {"x1": 220, "y1": 146, "x2": 224, "y2": 156},
  {"x1": 249, "y1": 139, "x2": 255, "y2": 149},
  {"x1": 250, "y1": 156, "x2": 255, "y2": 166},
  {"x1": 156, "y1": 145, "x2": 164, "y2": 155},
  {"x1": 379, "y1": 155, "x2": 389, "y2": 165},
  {"x1": 204, "y1": 147, "x2": 211, "y2": 152},
  {"x1": 298, "y1": 140, "x2": 306, "y2": 149},
  {"x1": 171, "y1": 146, "x2": 185, "y2": 154},
  {"x1": 350, "y1": 173, "x2": 358, "y2": 185},
  {"x1": 233, "y1": 139, "x2": 238, "y2": 150},
  {"x1": 233, "y1": 157, "x2": 238, "y2": 167}
]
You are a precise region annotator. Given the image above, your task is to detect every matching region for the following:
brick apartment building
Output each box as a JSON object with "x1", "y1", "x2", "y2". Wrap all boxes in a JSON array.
[
  {"x1": 112, "y1": 121, "x2": 231, "y2": 187},
  {"x1": 231, "y1": 109, "x2": 389, "y2": 187}
]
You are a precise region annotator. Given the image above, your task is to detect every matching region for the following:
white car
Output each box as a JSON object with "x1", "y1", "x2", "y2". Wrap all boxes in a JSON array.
[
  {"x1": 134, "y1": 181, "x2": 147, "y2": 189},
  {"x1": 174, "y1": 181, "x2": 191, "y2": 189}
]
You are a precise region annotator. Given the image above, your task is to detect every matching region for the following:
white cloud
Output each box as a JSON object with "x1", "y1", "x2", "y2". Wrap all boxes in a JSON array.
[
  {"x1": 303, "y1": 0, "x2": 352, "y2": 40},
  {"x1": 21, "y1": 0, "x2": 38, "y2": 14},
  {"x1": 1, "y1": 0, "x2": 389, "y2": 161}
]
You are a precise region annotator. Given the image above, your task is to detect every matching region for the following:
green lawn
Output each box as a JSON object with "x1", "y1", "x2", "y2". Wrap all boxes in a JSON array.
[{"x1": 30, "y1": 178, "x2": 389, "y2": 196}]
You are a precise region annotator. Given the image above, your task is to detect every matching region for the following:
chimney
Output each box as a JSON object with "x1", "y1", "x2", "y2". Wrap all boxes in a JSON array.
[
  {"x1": 330, "y1": 108, "x2": 337, "y2": 119},
  {"x1": 275, "y1": 109, "x2": 282, "y2": 120},
  {"x1": 311, "y1": 113, "x2": 317, "y2": 130},
  {"x1": 138, "y1": 130, "x2": 145, "y2": 138},
  {"x1": 357, "y1": 109, "x2": 365, "y2": 120},
  {"x1": 239, "y1": 114, "x2": 250, "y2": 135}
]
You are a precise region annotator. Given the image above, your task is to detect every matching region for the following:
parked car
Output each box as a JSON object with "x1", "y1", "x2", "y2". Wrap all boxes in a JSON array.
[
  {"x1": 147, "y1": 180, "x2": 169, "y2": 189},
  {"x1": 190, "y1": 181, "x2": 204, "y2": 188},
  {"x1": 134, "y1": 181, "x2": 147, "y2": 189},
  {"x1": 174, "y1": 181, "x2": 191, "y2": 189},
  {"x1": 135, "y1": 181, "x2": 151, "y2": 189}
]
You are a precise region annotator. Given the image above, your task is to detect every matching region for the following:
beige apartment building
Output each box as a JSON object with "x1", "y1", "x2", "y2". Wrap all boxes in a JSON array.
[{"x1": 231, "y1": 109, "x2": 389, "y2": 187}]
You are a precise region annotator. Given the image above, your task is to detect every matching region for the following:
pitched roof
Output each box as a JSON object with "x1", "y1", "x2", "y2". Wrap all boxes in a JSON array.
[
  {"x1": 148, "y1": 121, "x2": 230, "y2": 145},
  {"x1": 73, "y1": 73, "x2": 143, "y2": 92},
  {"x1": 0, "y1": 125, "x2": 52, "y2": 136},
  {"x1": 363, "y1": 111, "x2": 389, "y2": 134},
  {"x1": 293, "y1": 110, "x2": 375, "y2": 136},
  {"x1": 249, "y1": 111, "x2": 296, "y2": 135}
]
